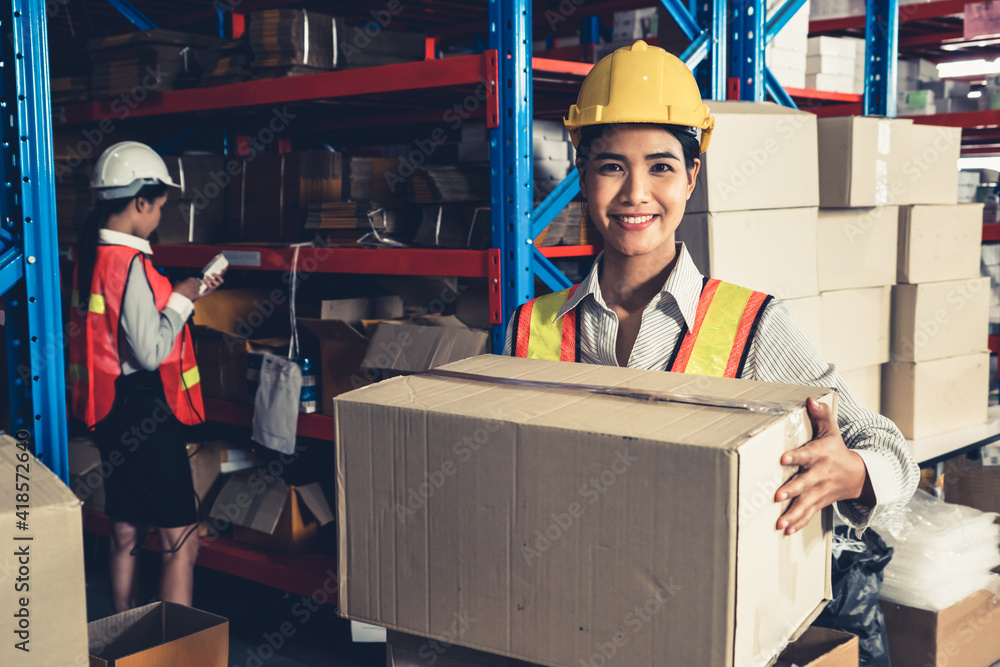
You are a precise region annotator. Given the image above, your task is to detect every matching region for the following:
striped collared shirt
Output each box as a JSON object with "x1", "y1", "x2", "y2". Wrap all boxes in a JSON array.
[{"x1": 504, "y1": 244, "x2": 919, "y2": 531}]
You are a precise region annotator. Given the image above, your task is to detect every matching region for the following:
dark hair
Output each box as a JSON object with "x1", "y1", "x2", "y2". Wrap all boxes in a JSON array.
[
  {"x1": 75, "y1": 183, "x2": 169, "y2": 310},
  {"x1": 576, "y1": 123, "x2": 701, "y2": 171}
]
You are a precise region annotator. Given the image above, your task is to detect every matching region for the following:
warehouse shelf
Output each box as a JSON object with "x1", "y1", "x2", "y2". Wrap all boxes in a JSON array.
[
  {"x1": 537, "y1": 244, "x2": 602, "y2": 258},
  {"x1": 204, "y1": 398, "x2": 335, "y2": 442},
  {"x1": 990, "y1": 334, "x2": 999, "y2": 353},
  {"x1": 907, "y1": 404, "x2": 1000, "y2": 465},
  {"x1": 82, "y1": 508, "x2": 338, "y2": 602},
  {"x1": 149, "y1": 245, "x2": 501, "y2": 279},
  {"x1": 985, "y1": 224, "x2": 1000, "y2": 242},
  {"x1": 785, "y1": 88, "x2": 863, "y2": 103}
]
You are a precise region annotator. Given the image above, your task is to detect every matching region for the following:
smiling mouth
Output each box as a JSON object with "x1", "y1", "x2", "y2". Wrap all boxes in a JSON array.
[{"x1": 611, "y1": 214, "x2": 658, "y2": 224}]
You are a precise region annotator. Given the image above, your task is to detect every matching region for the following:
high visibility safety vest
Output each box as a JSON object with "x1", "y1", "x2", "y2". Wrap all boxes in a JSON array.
[
  {"x1": 513, "y1": 278, "x2": 773, "y2": 379},
  {"x1": 68, "y1": 245, "x2": 205, "y2": 428}
]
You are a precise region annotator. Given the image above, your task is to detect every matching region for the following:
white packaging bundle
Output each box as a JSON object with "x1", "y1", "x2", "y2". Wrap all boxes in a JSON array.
[{"x1": 880, "y1": 490, "x2": 1000, "y2": 611}]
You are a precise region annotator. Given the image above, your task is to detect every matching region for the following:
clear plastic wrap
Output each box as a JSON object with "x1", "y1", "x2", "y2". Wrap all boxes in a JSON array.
[{"x1": 879, "y1": 489, "x2": 1000, "y2": 612}]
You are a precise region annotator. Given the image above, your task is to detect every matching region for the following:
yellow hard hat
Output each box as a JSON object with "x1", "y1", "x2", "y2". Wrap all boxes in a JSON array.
[{"x1": 564, "y1": 40, "x2": 715, "y2": 153}]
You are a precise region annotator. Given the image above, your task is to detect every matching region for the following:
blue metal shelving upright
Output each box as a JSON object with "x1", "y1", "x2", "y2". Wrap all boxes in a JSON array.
[{"x1": 2, "y1": 0, "x2": 68, "y2": 481}]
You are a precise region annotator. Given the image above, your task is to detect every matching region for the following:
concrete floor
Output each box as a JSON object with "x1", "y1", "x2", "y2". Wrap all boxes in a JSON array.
[{"x1": 83, "y1": 532, "x2": 385, "y2": 666}]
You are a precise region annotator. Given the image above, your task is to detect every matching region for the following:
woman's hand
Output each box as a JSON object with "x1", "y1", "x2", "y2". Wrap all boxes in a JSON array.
[
  {"x1": 774, "y1": 397, "x2": 875, "y2": 536},
  {"x1": 173, "y1": 272, "x2": 224, "y2": 302}
]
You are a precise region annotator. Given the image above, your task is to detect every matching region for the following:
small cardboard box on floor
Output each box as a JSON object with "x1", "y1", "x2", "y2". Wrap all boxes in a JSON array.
[
  {"x1": 881, "y1": 589, "x2": 1000, "y2": 667},
  {"x1": 336, "y1": 355, "x2": 834, "y2": 667},
  {"x1": 0, "y1": 435, "x2": 89, "y2": 667},
  {"x1": 88, "y1": 601, "x2": 228, "y2": 666}
]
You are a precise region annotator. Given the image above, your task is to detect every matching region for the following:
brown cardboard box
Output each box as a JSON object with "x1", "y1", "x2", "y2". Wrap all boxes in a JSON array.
[
  {"x1": 782, "y1": 296, "x2": 824, "y2": 354},
  {"x1": 677, "y1": 207, "x2": 819, "y2": 299},
  {"x1": 299, "y1": 318, "x2": 370, "y2": 416},
  {"x1": 159, "y1": 155, "x2": 228, "y2": 244},
  {"x1": 890, "y1": 278, "x2": 989, "y2": 363},
  {"x1": 320, "y1": 295, "x2": 404, "y2": 322},
  {"x1": 821, "y1": 287, "x2": 891, "y2": 373},
  {"x1": 336, "y1": 355, "x2": 834, "y2": 667},
  {"x1": 944, "y1": 455, "x2": 1000, "y2": 514},
  {"x1": 775, "y1": 627, "x2": 860, "y2": 667},
  {"x1": 686, "y1": 101, "x2": 818, "y2": 213},
  {"x1": 387, "y1": 629, "x2": 541, "y2": 666},
  {"x1": 361, "y1": 320, "x2": 490, "y2": 376},
  {"x1": 839, "y1": 365, "x2": 882, "y2": 415},
  {"x1": 898, "y1": 124, "x2": 962, "y2": 206},
  {"x1": 816, "y1": 207, "x2": 898, "y2": 292},
  {"x1": 208, "y1": 471, "x2": 334, "y2": 554},
  {"x1": 882, "y1": 589, "x2": 1000, "y2": 667},
  {"x1": 68, "y1": 435, "x2": 106, "y2": 512},
  {"x1": 817, "y1": 116, "x2": 911, "y2": 208},
  {"x1": 882, "y1": 352, "x2": 990, "y2": 439},
  {"x1": 88, "y1": 601, "x2": 228, "y2": 666},
  {"x1": 0, "y1": 436, "x2": 89, "y2": 666},
  {"x1": 897, "y1": 204, "x2": 984, "y2": 284}
]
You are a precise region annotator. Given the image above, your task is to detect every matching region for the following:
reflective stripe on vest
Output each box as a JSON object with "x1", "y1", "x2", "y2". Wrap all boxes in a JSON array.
[{"x1": 513, "y1": 278, "x2": 771, "y2": 379}]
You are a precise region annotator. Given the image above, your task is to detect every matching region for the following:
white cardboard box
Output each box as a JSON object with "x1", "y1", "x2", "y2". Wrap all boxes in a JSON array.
[
  {"x1": 807, "y1": 36, "x2": 858, "y2": 58},
  {"x1": 687, "y1": 102, "x2": 819, "y2": 214},
  {"x1": 817, "y1": 207, "x2": 898, "y2": 291},
  {"x1": 806, "y1": 73, "x2": 855, "y2": 93},
  {"x1": 807, "y1": 54, "x2": 855, "y2": 76},
  {"x1": 896, "y1": 125, "x2": 961, "y2": 205},
  {"x1": 890, "y1": 278, "x2": 990, "y2": 363},
  {"x1": 840, "y1": 365, "x2": 882, "y2": 414},
  {"x1": 821, "y1": 287, "x2": 891, "y2": 372},
  {"x1": 781, "y1": 296, "x2": 823, "y2": 354},
  {"x1": 817, "y1": 117, "x2": 912, "y2": 208},
  {"x1": 896, "y1": 204, "x2": 984, "y2": 283},
  {"x1": 677, "y1": 207, "x2": 819, "y2": 299},
  {"x1": 882, "y1": 352, "x2": 989, "y2": 439}
]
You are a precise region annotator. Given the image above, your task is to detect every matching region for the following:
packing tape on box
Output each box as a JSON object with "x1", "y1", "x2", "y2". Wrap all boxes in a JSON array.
[
  {"x1": 331, "y1": 17, "x2": 338, "y2": 68},
  {"x1": 875, "y1": 119, "x2": 891, "y2": 206},
  {"x1": 420, "y1": 368, "x2": 794, "y2": 415},
  {"x1": 303, "y1": 9, "x2": 310, "y2": 67}
]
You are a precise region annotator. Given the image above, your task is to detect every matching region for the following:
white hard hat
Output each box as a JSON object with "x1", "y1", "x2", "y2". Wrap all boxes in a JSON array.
[{"x1": 91, "y1": 141, "x2": 180, "y2": 200}]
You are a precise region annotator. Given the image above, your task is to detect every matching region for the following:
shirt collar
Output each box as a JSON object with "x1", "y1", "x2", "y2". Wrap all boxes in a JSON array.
[
  {"x1": 99, "y1": 228, "x2": 153, "y2": 255},
  {"x1": 554, "y1": 243, "x2": 705, "y2": 329}
]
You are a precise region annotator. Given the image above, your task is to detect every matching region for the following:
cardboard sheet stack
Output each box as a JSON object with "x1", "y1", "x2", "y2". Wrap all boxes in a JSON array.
[
  {"x1": 199, "y1": 40, "x2": 252, "y2": 87},
  {"x1": 805, "y1": 36, "x2": 864, "y2": 94},
  {"x1": 160, "y1": 155, "x2": 228, "y2": 244},
  {"x1": 248, "y1": 9, "x2": 341, "y2": 77},
  {"x1": 51, "y1": 75, "x2": 89, "y2": 103},
  {"x1": 878, "y1": 490, "x2": 1000, "y2": 666},
  {"x1": 87, "y1": 30, "x2": 224, "y2": 98},
  {"x1": 765, "y1": 0, "x2": 810, "y2": 89},
  {"x1": 337, "y1": 354, "x2": 835, "y2": 667}
]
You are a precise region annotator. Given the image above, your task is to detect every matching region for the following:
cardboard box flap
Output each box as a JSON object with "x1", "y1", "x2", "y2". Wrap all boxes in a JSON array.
[
  {"x1": 208, "y1": 472, "x2": 289, "y2": 535},
  {"x1": 775, "y1": 627, "x2": 859, "y2": 667},
  {"x1": 89, "y1": 602, "x2": 228, "y2": 667},
  {"x1": 361, "y1": 322, "x2": 489, "y2": 373},
  {"x1": 299, "y1": 317, "x2": 366, "y2": 342},
  {"x1": 294, "y1": 482, "x2": 335, "y2": 526},
  {"x1": 0, "y1": 436, "x2": 80, "y2": 510},
  {"x1": 89, "y1": 603, "x2": 164, "y2": 662},
  {"x1": 192, "y1": 288, "x2": 289, "y2": 338}
]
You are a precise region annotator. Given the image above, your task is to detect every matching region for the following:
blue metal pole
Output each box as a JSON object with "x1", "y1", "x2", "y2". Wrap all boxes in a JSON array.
[
  {"x1": 864, "y1": 0, "x2": 898, "y2": 116},
  {"x1": 8, "y1": 0, "x2": 69, "y2": 480},
  {"x1": 765, "y1": 0, "x2": 809, "y2": 45},
  {"x1": 731, "y1": 0, "x2": 766, "y2": 101},
  {"x1": 765, "y1": 67, "x2": 798, "y2": 108},
  {"x1": 105, "y1": 0, "x2": 157, "y2": 30},
  {"x1": 710, "y1": 0, "x2": 727, "y2": 100},
  {"x1": 658, "y1": 0, "x2": 701, "y2": 41},
  {"x1": 530, "y1": 171, "x2": 580, "y2": 240},
  {"x1": 489, "y1": 0, "x2": 534, "y2": 353}
]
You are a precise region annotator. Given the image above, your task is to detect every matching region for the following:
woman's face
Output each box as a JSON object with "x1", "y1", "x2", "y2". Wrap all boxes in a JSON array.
[
  {"x1": 135, "y1": 194, "x2": 168, "y2": 239},
  {"x1": 578, "y1": 125, "x2": 700, "y2": 260}
]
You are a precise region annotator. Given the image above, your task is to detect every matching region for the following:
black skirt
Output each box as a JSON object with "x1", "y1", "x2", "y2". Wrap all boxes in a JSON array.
[{"x1": 92, "y1": 370, "x2": 198, "y2": 528}]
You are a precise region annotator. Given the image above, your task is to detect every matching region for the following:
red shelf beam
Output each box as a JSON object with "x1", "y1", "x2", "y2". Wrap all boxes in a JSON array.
[
  {"x1": 809, "y1": 0, "x2": 970, "y2": 33},
  {"x1": 785, "y1": 87, "x2": 863, "y2": 103},
  {"x1": 991, "y1": 335, "x2": 1000, "y2": 355},
  {"x1": 149, "y1": 245, "x2": 495, "y2": 278},
  {"x1": 985, "y1": 224, "x2": 1000, "y2": 242},
  {"x1": 538, "y1": 244, "x2": 602, "y2": 258},
  {"x1": 82, "y1": 509, "x2": 338, "y2": 601},
  {"x1": 57, "y1": 52, "x2": 499, "y2": 125},
  {"x1": 204, "y1": 398, "x2": 334, "y2": 442},
  {"x1": 912, "y1": 110, "x2": 1000, "y2": 129},
  {"x1": 533, "y1": 58, "x2": 594, "y2": 76}
]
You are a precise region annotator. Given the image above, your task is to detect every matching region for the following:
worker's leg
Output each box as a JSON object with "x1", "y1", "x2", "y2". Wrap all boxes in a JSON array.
[
  {"x1": 158, "y1": 524, "x2": 199, "y2": 606},
  {"x1": 109, "y1": 520, "x2": 146, "y2": 612}
]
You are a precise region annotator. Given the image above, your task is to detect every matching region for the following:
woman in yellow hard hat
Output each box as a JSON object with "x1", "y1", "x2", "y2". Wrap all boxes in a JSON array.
[{"x1": 505, "y1": 40, "x2": 917, "y2": 537}]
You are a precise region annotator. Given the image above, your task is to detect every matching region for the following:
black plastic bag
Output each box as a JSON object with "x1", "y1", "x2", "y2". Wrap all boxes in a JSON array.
[{"x1": 812, "y1": 525, "x2": 894, "y2": 667}]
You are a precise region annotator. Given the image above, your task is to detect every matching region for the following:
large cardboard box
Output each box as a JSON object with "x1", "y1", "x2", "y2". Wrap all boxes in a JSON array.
[
  {"x1": 209, "y1": 471, "x2": 334, "y2": 554},
  {"x1": 782, "y1": 296, "x2": 823, "y2": 354},
  {"x1": 897, "y1": 124, "x2": 962, "y2": 205},
  {"x1": 299, "y1": 318, "x2": 371, "y2": 416},
  {"x1": 687, "y1": 101, "x2": 819, "y2": 214},
  {"x1": 159, "y1": 155, "x2": 228, "y2": 244},
  {"x1": 336, "y1": 355, "x2": 835, "y2": 667},
  {"x1": 839, "y1": 365, "x2": 881, "y2": 415},
  {"x1": 821, "y1": 287, "x2": 891, "y2": 373},
  {"x1": 775, "y1": 627, "x2": 860, "y2": 667},
  {"x1": 0, "y1": 435, "x2": 87, "y2": 667},
  {"x1": 890, "y1": 278, "x2": 989, "y2": 363},
  {"x1": 88, "y1": 601, "x2": 228, "y2": 666},
  {"x1": 361, "y1": 320, "x2": 491, "y2": 377},
  {"x1": 677, "y1": 207, "x2": 819, "y2": 299},
  {"x1": 817, "y1": 116, "x2": 910, "y2": 208},
  {"x1": 881, "y1": 589, "x2": 1000, "y2": 667},
  {"x1": 816, "y1": 207, "x2": 898, "y2": 292},
  {"x1": 0, "y1": 435, "x2": 89, "y2": 667},
  {"x1": 897, "y1": 204, "x2": 984, "y2": 284},
  {"x1": 881, "y1": 352, "x2": 990, "y2": 439},
  {"x1": 943, "y1": 455, "x2": 1000, "y2": 514}
]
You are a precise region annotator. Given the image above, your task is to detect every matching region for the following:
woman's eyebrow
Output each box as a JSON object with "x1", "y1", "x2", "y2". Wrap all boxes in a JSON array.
[{"x1": 646, "y1": 151, "x2": 680, "y2": 161}]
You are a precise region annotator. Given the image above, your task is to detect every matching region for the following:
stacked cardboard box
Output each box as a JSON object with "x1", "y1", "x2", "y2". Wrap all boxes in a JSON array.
[
  {"x1": 895, "y1": 59, "x2": 977, "y2": 115},
  {"x1": 805, "y1": 36, "x2": 862, "y2": 94},
  {"x1": 766, "y1": 0, "x2": 810, "y2": 89},
  {"x1": 159, "y1": 155, "x2": 228, "y2": 244},
  {"x1": 675, "y1": 101, "x2": 820, "y2": 303}
]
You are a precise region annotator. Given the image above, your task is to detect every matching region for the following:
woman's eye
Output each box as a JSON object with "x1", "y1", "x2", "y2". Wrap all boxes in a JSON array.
[
  {"x1": 651, "y1": 163, "x2": 673, "y2": 173},
  {"x1": 599, "y1": 163, "x2": 623, "y2": 172}
]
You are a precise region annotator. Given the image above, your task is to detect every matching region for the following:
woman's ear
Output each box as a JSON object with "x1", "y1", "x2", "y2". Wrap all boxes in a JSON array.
[{"x1": 685, "y1": 158, "x2": 701, "y2": 200}]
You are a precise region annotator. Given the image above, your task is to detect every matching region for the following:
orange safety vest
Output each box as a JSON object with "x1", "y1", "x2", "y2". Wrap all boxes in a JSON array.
[
  {"x1": 68, "y1": 244, "x2": 205, "y2": 428},
  {"x1": 513, "y1": 278, "x2": 772, "y2": 379}
]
